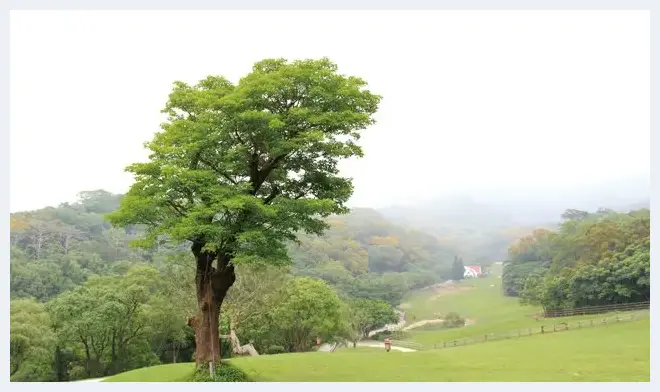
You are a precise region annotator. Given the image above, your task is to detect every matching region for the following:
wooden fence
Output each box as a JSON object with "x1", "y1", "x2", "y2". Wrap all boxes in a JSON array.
[
  {"x1": 542, "y1": 301, "x2": 649, "y2": 318},
  {"x1": 431, "y1": 310, "x2": 649, "y2": 351}
]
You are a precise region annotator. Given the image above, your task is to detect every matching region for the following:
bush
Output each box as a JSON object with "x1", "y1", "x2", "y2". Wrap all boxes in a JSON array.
[
  {"x1": 264, "y1": 345, "x2": 286, "y2": 355},
  {"x1": 442, "y1": 312, "x2": 466, "y2": 328},
  {"x1": 192, "y1": 362, "x2": 250, "y2": 382}
]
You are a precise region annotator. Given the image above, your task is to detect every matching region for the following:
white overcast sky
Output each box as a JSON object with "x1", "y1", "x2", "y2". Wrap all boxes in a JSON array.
[{"x1": 10, "y1": 11, "x2": 650, "y2": 212}]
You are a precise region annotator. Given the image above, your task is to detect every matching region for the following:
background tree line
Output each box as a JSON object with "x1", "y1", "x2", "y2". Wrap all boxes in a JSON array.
[
  {"x1": 10, "y1": 190, "x2": 447, "y2": 381},
  {"x1": 501, "y1": 208, "x2": 650, "y2": 310}
]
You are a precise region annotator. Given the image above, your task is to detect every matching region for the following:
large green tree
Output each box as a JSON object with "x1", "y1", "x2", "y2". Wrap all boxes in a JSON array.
[
  {"x1": 10, "y1": 299, "x2": 57, "y2": 381},
  {"x1": 451, "y1": 256, "x2": 465, "y2": 281},
  {"x1": 345, "y1": 298, "x2": 398, "y2": 347},
  {"x1": 267, "y1": 277, "x2": 345, "y2": 352},
  {"x1": 48, "y1": 266, "x2": 172, "y2": 378},
  {"x1": 106, "y1": 58, "x2": 381, "y2": 365}
]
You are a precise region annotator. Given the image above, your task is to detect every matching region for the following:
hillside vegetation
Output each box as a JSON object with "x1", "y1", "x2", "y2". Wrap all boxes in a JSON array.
[
  {"x1": 501, "y1": 208, "x2": 650, "y2": 311},
  {"x1": 9, "y1": 190, "x2": 457, "y2": 381}
]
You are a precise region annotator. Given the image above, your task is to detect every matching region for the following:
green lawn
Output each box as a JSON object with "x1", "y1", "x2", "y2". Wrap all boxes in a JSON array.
[
  {"x1": 401, "y1": 272, "x2": 538, "y2": 345},
  {"x1": 399, "y1": 269, "x2": 647, "y2": 347},
  {"x1": 103, "y1": 363, "x2": 196, "y2": 382},
  {"x1": 335, "y1": 346, "x2": 383, "y2": 352},
  {"x1": 102, "y1": 263, "x2": 649, "y2": 382},
  {"x1": 232, "y1": 319, "x2": 649, "y2": 382},
  {"x1": 102, "y1": 318, "x2": 649, "y2": 382},
  {"x1": 403, "y1": 266, "x2": 532, "y2": 321}
]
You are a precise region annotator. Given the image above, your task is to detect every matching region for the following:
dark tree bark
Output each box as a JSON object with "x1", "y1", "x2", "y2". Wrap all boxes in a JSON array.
[{"x1": 190, "y1": 242, "x2": 235, "y2": 366}]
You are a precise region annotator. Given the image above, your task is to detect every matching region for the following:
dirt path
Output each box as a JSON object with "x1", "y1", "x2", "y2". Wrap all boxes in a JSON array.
[
  {"x1": 402, "y1": 319, "x2": 445, "y2": 331},
  {"x1": 367, "y1": 309, "x2": 406, "y2": 337},
  {"x1": 356, "y1": 340, "x2": 416, "y2": 352},
  {"x1": 319, "y1": 340, "x2": 418, "y2": 353},
  {"x1": 402, "y1": 318, "x2": 476, "y2": 331},
  {"x1": 77, "y1": 378, "x2": 104, "y2": 382}
]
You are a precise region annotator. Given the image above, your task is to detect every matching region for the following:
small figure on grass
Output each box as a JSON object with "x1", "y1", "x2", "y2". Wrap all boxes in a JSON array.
[{"x1": 384, "y1": 337, "x2": 392, "y2": 352}]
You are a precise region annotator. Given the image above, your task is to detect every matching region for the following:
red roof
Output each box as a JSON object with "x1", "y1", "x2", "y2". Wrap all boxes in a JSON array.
[{"x1": 465, "y1": 265, "x2": 482, "y2": 275}]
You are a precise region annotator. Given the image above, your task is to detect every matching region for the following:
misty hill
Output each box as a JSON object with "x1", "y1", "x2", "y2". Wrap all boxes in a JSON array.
[
  {"x1": 378, "y1": 177, "x2": 649, "y2": 264},
  {"x1": 10, "y1": 190, "x2": 457, "y2": 305}
]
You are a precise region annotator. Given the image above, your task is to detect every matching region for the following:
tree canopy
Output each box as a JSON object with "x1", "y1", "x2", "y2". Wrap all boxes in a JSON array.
[
  {"x1": 502, "y1": 208, "x2": 650, "y2": 310},
  {"x1": 107, "y1": 58, "x2": 381, "y2": 266}
]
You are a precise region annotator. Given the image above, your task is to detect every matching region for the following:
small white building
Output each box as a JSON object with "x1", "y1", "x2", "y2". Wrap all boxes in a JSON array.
[{"x1": 463, "y1": 265, "x2": 483, "y2": 278}]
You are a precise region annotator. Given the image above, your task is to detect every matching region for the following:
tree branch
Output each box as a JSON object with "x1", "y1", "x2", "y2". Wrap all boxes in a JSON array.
[
  {"x1": 262, "y1": 186, "x2": 281, "y2": 205},
  {"x1": 198, "y1": 156, "x2": 238, "y2": 185},
  {"x1": 166, "y1": 200, "x2": 187, "y2": 217},
  {"x1": 251, "y1": 153, "x2": 288, "y2": 195}
]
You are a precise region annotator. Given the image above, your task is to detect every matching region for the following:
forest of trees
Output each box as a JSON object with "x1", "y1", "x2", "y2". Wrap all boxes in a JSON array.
[
  {"x1": 501, "y1": 208, "x2": 650, "y2": 310},
  {"x1": 9, "y1": 190, "x2": 450, "y2": 381}
]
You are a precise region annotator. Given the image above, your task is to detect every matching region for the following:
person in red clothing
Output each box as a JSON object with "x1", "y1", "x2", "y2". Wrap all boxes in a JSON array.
[{"x1": 384, "y1": 337, "x2": 392, "y2": 352}]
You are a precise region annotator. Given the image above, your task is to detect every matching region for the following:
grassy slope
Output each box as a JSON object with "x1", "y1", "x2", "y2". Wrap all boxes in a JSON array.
[
  {"x1": 103, "y1": 319, "x2": 649, "y2": 382},
  {"x1": 103, "y1": 263, "x2": 649, "y2": 382},
  {"x1": 103, "y1": 363, "x2": 196, "y2": 382},
  {"x1": 400, "y1": 264, "x2": 621, "y2": 346},
  {"x1": 232, "y1": 318, "x2": 649, "y2": 382}
]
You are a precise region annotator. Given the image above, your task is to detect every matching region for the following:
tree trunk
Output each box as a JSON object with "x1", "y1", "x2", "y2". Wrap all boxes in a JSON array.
[
  {"x1": 83, "y1": 346, "x2": 91, "y2": 377},
  {"x1": 190, "y1": 242, "x2": 236, "y2": 367},
  {"x1": 110, "y1": 331, "x2": 117, "y2": 375}
]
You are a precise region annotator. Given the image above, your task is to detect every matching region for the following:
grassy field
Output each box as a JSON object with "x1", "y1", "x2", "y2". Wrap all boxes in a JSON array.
[
  {"x1": 103, "y1": 363, "x2": 196, "y2": 382},
  {"x1": 104, "y1": 318, "x2": 648, "y2": 382},
  {"x1": 398, "y1": 265, "x2": 644, "y2": 346},
  {"x1": 102, "y1": 263, "x2": 649, "y2": 382},
  {"x1": 234, "y1": 318, "x2": 650, "y2": 381},
  {"x1": 334, "y1": 346, "x2": 383, "y2": 352}
]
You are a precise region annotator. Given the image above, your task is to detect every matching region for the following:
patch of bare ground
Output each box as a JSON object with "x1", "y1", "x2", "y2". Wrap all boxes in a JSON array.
[
  {"x1": 402, "y1": 319, "x2": 444, "y2": 331},
  {"x1": 403, "y1": 317, "x2": 476, "y2": 331}
]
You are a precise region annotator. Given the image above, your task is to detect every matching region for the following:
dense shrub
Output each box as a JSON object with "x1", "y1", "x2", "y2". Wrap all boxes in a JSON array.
[
  {"x1": 265, "y1": 345, "x2": 286, "y2": 355},
  {"x1": 192, "y1": 363, "x2": 250, "y2": 382},
  {"x1": 442, "y1": 312, "x2": 466, "y2": 328}
]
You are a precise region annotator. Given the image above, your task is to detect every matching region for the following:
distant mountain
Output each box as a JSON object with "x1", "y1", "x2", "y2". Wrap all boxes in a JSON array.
[{"x1": 377, "y1": 177, "x2": 649, "y2": 265}]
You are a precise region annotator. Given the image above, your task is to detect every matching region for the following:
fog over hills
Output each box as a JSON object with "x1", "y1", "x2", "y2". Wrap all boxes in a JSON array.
[
  {"x1": 380, "y1": 174, "x2": 649, "y2": 226},
  {"x1": 377, "y1": 175, "x2": 649, "y2": 263}
]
